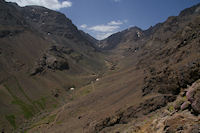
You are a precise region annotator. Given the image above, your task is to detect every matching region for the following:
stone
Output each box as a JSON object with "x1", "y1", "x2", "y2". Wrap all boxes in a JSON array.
[
  {"x1": 181, "y1": 101, "x2": 191, "y2": 111},
  {"x1": 186, "y1": 80, "x2": 200, "y2": 114}
]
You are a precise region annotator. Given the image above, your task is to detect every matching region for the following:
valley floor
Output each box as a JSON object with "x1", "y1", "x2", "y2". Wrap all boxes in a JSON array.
[
  {"x1": 22, "y1": 59, "x2": 145, "y2": 132},
  {"x1": 23, "y1": 56, "x2": 200, "y2": 133}
]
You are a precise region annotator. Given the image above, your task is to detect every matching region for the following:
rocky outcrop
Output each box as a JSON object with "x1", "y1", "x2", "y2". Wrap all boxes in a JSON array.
[
  {"x1": 186, "y1": 79, "x2": 200, "y2": 114},
  {"x1": 30, "y1": 46, "x2": 70, "y2": 75},
  {"x1": 162, "y1": 112, "x2": 200, "y2": 133},
  {"x1": 30, "y1": 45, "x2": 85, "y2": 75},
  {"x1": 30, "y1": 55, "x2": 69, "y2": 76},
  {"x1": 114, "y1": 87, "x2": 200, "y2": 133}
]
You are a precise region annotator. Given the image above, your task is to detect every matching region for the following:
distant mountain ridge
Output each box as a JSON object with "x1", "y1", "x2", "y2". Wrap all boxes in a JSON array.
[{"x1": 96, "y1": 3, "x2": 200, "y2": 50}]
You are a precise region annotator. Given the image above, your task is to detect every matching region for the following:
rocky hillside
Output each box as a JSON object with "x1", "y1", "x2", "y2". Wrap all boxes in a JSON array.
[{"x1": 0, "y1": 0, "x2": 200, "y2": 133}]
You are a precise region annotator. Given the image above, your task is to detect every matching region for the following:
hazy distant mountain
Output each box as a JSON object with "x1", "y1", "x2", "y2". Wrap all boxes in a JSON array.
[{"x1": 98, "y1": 26, "x2": 143, "y2": 50}]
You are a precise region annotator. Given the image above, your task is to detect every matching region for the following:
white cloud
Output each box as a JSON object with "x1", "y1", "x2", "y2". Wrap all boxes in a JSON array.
[
  {"x1": 124, "y1": 19, "x2": 128, "y2": 23},
  {"x1": 5, "y1": 0, "x2": 72, "y2": 10},
  {"x1": 80, "y1": 24, "x2": 87, "y2": 29},
  {"x1": 108, "y1": 20, "x2": 123, "y2": 25},
  {"x1": 88, "y1": 25, "x2": 119, "y2": 32},
  {"x1": 88, "y1": 24, "x2": 119, "y2": 40},
  {"x1": 113, "y1": 0, "x2": 121, "y2": 2},
  {"x1": 82, "y1": 19, "x2": 127, "y2": 40},
  {"x1": 96, "y1": 32, "x2": 114, "y2": 40}
]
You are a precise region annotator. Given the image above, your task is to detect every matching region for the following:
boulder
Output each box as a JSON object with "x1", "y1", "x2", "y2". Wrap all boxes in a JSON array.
[
  {"x1": 181, "y1": 101, "x2": 190, "y2": 111},
  {"x1": 186, "y1": 80, "x2": 200, "y2": 114}
]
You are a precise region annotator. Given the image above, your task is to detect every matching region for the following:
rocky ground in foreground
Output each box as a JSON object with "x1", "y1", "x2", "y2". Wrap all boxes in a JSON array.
[
  {"x1": 94, "y1": 79, "x2": 200, "y2": 133},
  {"x1": 130, "y1": 79, "x2": 200, "y2": 133}
]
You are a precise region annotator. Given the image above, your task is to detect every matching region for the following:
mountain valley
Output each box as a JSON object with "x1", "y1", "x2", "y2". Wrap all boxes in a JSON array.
[{"x1": 0, "y1": 0, "x2": 200, "y2": 132}]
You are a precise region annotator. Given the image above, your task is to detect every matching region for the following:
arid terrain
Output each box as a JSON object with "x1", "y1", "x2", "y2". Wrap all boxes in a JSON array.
[{"x1": 0, "y1": 0, "x2": 200, "y2": 133}]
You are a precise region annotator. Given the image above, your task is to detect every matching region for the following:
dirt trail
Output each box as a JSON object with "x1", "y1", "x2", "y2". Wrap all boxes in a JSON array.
[{"x1": 48, "y1": 104, "x2": 67, "y2": 128}]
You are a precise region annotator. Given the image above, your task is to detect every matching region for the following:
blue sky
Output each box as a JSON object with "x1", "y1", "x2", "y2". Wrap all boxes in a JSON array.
[
  {"x1": 6, "y1": 0, "x2": 200, "y2": 40},
  {"x1": 62, "y1": 0, "x2": 200, "y2": 40}
]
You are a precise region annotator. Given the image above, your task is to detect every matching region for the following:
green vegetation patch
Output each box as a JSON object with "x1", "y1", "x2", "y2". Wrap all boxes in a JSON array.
[
  {"x1": 80, "y1": 88, "x2": 91, "y2": 96},
  {"x1": 33, "y1": 97, "x2": 47, "y2": 110},
  {"x1": 4, "y1": 84, "x2": 35, "y2": 119},
  {"x1": 53, "y1": 104, "x2": 57, "y2": 109},
  {"x1": 3, "y1": 79, "x2": 49, "y2": 120},
  {"x1": 11, "y1": 99, "x2": 35, "y2": 119},
  {"x1": 5, "y1": 115, "x2": 16, "y2": 129},
  {"x1": 15, "y1": 78, "x2": 33, "y2": 104},
  {"x1": 29, "y1": 114, "x2": 56, "y2": 129},
  {"x1": 168, "y1": 105, "x2": 175, "y2": 112}
]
